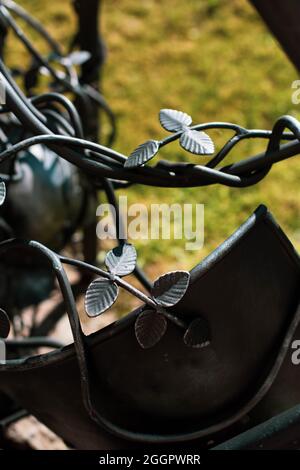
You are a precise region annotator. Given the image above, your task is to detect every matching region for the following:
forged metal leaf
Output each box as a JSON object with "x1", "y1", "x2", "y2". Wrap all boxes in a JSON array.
[
  {"x1": 183, "y1": 317, "x2": 211, "y2": 348},
  {"x1": 135, "y1": 309, "x2": 167, "y2": 349},
  {"x1": 68, "y1": 50, "x2": 91, "y2": 65},
  {"x1": 39, "y1": 66, "x2": 50, "y2": 76},
  {"x1": 85, "y1": 278, "x2": 118, "y2": 317},
  {"x1": 65, "y1": 51, "x2": 91, "y2": 66},
  {"x1": 159, "y1": 109, "x2": 192, "y2": 132},
  {"x1": 180, "y1": 129, "x2": 214, "y2": 155},
  {"x1": 152, "y1": 271, "x2": 190, "y2": 307},
  {"x1": 0, "y1": 308, "x2": 10, "y2": 339},
  {"x1": 125, "y1": 140, "x2": 160, "y2": 168},
  {"x1": 0, "y1": 180, "x2": 5, "y2": 206},
  {"x1": 105, "y1": 243, "x2": 137, "y2": 276}
]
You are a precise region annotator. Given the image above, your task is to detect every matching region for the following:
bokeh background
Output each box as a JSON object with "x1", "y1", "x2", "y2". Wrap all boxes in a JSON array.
[
  {"x1": 6, "y1": 0, "x2": 300, "y2": 281},
  {"x1": 2, "y1": 0, "x2": 300, "y2": 447}
]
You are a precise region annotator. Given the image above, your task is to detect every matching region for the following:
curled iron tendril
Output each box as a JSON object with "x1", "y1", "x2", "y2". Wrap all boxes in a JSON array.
[
  {"x1": 83, "y1": 243, "x2": 210, "y2": 349},
  {"x1": 0, "y1": 240, "x2": 209, "y2": 349},
  {"x1": 125, "y1": 110, "x2": 300, "y2": 187}
]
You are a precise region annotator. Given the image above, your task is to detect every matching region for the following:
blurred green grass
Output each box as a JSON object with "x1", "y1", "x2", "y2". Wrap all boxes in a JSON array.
[{"x1": 7, "y1": 0, "x2": 300, "y2": 276}]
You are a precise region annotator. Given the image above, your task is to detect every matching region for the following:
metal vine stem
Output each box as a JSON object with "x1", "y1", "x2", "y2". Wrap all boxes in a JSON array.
[
  {"x1": 0, "y1": 0, "x2": 298, "y2": 193},
  {"x1": 0, "y1": 0, "x2": 298, "y2": 447},
  {"x1": 0, "y1": 241, "x2": 208, "y2": 350},
  {"x1": 0, "y1": 1, "x2": 298, "y2": 347},
  {"x1": 0, "y1": 2, "x2": 298, "y2": 335}
]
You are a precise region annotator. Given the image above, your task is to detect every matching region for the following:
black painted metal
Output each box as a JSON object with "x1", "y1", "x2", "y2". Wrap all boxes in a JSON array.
[
  {"x1": 72, "y1": 0, "x2": 105, "y2": 141},
  {"x1": 0, "y1": 0, "x2": 299, "y2": 450},
  {"x1": 0, "y1": 207, "x2": 299, "y2": 448},
  {"x1": 213, "y1": 405, "x2": 300, "y2": 450},
  {"x1": 250, "y1": 0, "x2": 300, "y2": 71}
]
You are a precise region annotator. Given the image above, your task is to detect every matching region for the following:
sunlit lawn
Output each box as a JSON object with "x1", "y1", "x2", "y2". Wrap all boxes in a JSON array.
[{"x1": 6, "y1": 0, "x2": 300, "y2": 278}]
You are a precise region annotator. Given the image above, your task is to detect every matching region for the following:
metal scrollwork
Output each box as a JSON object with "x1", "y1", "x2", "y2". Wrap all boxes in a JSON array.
[{"x1": 83, "y1": 243, "x2": 210, "y2": 349}]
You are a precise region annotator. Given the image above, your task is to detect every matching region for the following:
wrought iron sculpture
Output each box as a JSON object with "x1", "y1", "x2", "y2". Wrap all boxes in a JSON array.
[{"x1": 0, "y1": 0, "x2": 299, "y2": 450}]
